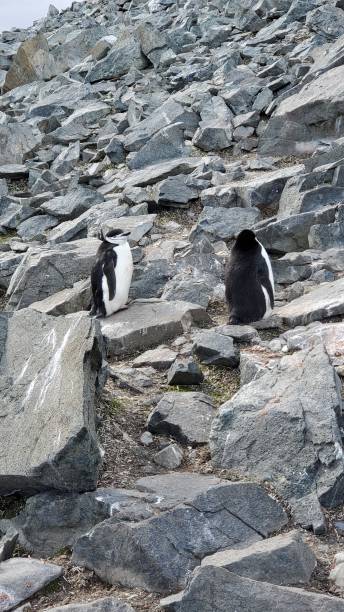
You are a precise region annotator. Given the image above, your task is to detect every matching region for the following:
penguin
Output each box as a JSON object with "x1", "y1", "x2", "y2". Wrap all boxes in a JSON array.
[
  {"x1": 90, "y1": 228, "x2": 133, "y2": 318},
  {"x1": 225, "y1": 229, "x2": 274, "y2": 325}
]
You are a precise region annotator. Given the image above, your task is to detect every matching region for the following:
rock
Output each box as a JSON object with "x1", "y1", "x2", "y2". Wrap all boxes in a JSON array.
[
  {"x1": 190, "y1": 207, "x2": 261, "y2": 242},
  {"x1": 17, "y1": 214, "x2": 59, "y2": 241},
  {"x1": 0, "y1": 310, "x2": 102, "y2": 495},
  {"x1": 133, "y1": 346, "x2": 177, "y2": 370},
  {"x1": 41, "y1": 187, "x2": 104, "y2": 221},
  {"x1": 73, "y1": 477, "x2": 286, "y2": 593},
  {"x1": 128, "y1": 123, "x2": 188, "y2": 170},
  {"x1": 201, "y1": 530, "x2": 316, "y2": 586},
  {"x1": 330, "y1": 552, "x2": 344, "y2": 589},
  {"x1": 147, "y1": 392, "x2": 216, "y2": 445},
  {"x1": 91, "y1": 35, "x2": 117, "y2": 61},
  {"x1": 153, "y1": 444, "x2": 183, "y2": 469},
  {"x1": 44, "y1": 599, "x2": 135, "y2": 612},
  {"x1": 124, "y1": 100, "x2": 199, "y2": 152},
  {"x1": 192, "y1": 331, "x2": 239, "y2": 367},
  {"x1": 162, "y1": 277, "x2": 211, "y2": 309},
  {"x1": 140, "y1": 431, "x2": 154, "y2": 446},
  {"x1": 3, "y1": 34, "x2": 56, "y2": 92},
  {"x1": 276, "y1": 277, "x2": 344, "y2": 326},
  {"x1": 29, "y1": 279, "x2": 91, "y2": 316},
  {"x1": 160, "y1": 565, "x2": 344, "y2": 611},
  {"x1": 51, "y1": 141, "x2": 80, "y2": 175},
  {"x1": 259, "y1": 65, "x2": 344, "y2": 156},
  {"x1": 214, "y1": 324, "x2": 259, "y2": 343},
  {"x1": 211, "y1": 342, "x2": 344, "y2": 530},
  {"x1": 167, "y1": 358, "x2": 204, "y2": 386},
  {"x1": 192, "y1": 122, "x2": 233, "y2": 151},
  {"x1": 306, "y1": 5, "x2": 344, "y2": 39},
  {"x1": 122, "y1": 158, "x2": 201, "y2": 189},
  {"x1": 100, "y1": 299, "x2": 211, "y2": 358},
  {"x1": 130, "y1": 259, "x2": 173, "y2": 299},
  {"x1": 0, "y1": 530, "x2": 18, "y2": 562},
  {"x1": 0, "y1": 487, "x2": 158, "y2": 557},
  {"x1": 0, "y1": 252, "x2": 24, "y2": 290},
  {"x1": 6, "y1": 238, "x2": 99, "y2": 310},
  {"x1": 98, "y1": 214, "x2": 156, "y2": 243},
  {"x1": 0, "y1": 124, "x2": 42, "y2": 165},
  {"x1": 0, "y1": 558, "x2": 63, "y2": 611},
  {"x1": 0, "y1": 165, "x2": 28, "y2": 179},
  {"x1": 86, "y1": 31, "x2": 147, "y2": 82}
]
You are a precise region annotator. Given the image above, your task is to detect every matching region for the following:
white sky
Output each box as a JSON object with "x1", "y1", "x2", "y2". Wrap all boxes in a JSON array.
[{"x1": 0, "y1": 0, "x2": 82, "y2": 31}]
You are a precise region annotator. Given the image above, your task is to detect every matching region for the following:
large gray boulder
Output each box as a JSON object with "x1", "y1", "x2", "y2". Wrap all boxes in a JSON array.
[
  {"x1": 259, "y1": 65, "x2": 344, "y2": 156},
  {"x1": 3, "y1": 34, "x2": 56, "y2": 92},
  {"x1": 100, "y1": 299, "x2": 211, "y2": 357},
  {"x1": 6, "y1": 238, "x2": 100, "y2": 310},
  {"x1": 210, "y1": 342, "x2": 344, "y2": 530},
  {"x1": 0, "y1": 309, "x2": 102, "y2": 494},
  {"x1": 0, "y1": 123, "x2": 42, "y2": 165},
  {"x1": 160, "y1": 565, "x2": 344, "y2": 611},
  {"x1": 41, "y1": 187, "x2": 104, "y2": 221},
  {"x1": 86, "y1": 30, "x2": 147, "y2": 82},
  {"x1": 73, "y1": 477, "x2": 286, "y2": 593},
  {"x1": 0, "y1": 557, "x2": 63, "y2": 611},
  {"x1": 201, "y1": 531, "x2": 316, "y2": 586},
  {"x1": 190, "y1": 206, "x2": 261, "y2": 242},
  {"x1": 277, "y1": 277, "x2": 344, "y2": 326}
]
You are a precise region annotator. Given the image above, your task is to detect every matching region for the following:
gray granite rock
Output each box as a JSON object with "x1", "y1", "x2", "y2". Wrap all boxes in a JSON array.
[
  {"x1": 193, "y1": 331, "x2": 240, "y2": 367},
  {"x1": 44, "y1": 598, "x2": 135, "y2": 612},
  {"x1": 0, "y1": 558, "x2": 63, "y2": 611},
  {"x1": 277, "y1": 277, "x2": 344, "y2": 326},
  {"x1": 190, "y1": 207, "x2": 261, "y2": 242},
  {"x1": 167, "y1": 358, "x2": 204, "y2": 386}
]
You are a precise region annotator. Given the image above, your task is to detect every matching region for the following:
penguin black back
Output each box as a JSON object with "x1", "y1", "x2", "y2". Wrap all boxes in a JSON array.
[{"x1": 225, "y1": 229, "x2": 274, "y2": 324}]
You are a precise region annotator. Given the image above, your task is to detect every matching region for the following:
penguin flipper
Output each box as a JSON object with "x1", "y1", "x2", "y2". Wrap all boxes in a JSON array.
[{"x1": 103, "y1": 250, "x2": 117, "y2": 301}]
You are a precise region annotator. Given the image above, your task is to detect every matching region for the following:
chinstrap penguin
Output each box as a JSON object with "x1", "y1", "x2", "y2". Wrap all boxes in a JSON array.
[
  {"x1": 90, "y1": 228, "x2": 133, "y2": 318},
  {"x1": 225, "y1": 229, "x2": 274, "y2": 324}
]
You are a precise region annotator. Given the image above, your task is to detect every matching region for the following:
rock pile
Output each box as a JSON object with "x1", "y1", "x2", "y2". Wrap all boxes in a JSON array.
[{"x1": 2, "y1": 0, "x2": 344, "y2": 610}]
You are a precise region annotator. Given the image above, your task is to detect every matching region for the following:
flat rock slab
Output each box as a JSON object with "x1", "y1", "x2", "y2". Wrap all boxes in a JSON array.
[
  {"x1": 29, "y1": 279, "x2": 91, "y2": 316},
  {"x1": 73, "y1": 478, "x2": 286, "y2": 594},
  {"x1": 6, "y1": 238, "x2": 99, "y2": 310},
  {"x1": 160, "y1": 565, "x2": 344, "y2": 611},
  {"x1": 0, "y1": 309, "x2": 102, "y2": 495},
  {"x1": 0, "y1": 165, "x2": 28, "y2": 179},
  {"x1": 100, "y1": 299, "x2": 211, "y2": 357},
  {"x1": 201, "y1": 530, "x2": 316, "y2": 586},
  {"x1": 132, "y1": 345, "x2": 177, "y2": 369},
  {"x1": 0, "y1": 531, "x2": 18, "y2": 562},
  {"x1": 210, "y1": 342, "x2": 344, "y2": 530},
  {"x1": 147, "y1": 392, "x2": 216, "y2": 445},
  {"x1": 276, "y1": 277, "x2": 344, "y2": 327},
  {"x1": 190, "y1": 206, "x2": 261, "y2": 242},
  {"x1": 44, "y1": 599, "x2": 135, "y2": 612},
  {"x1": 0, "y1": 557, "x2": 62, "y2": 611}
]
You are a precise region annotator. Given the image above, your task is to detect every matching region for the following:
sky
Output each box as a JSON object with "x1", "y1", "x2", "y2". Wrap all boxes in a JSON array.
[{"x1": 0, "y1": 0, "x2": 82, "y2": 31}]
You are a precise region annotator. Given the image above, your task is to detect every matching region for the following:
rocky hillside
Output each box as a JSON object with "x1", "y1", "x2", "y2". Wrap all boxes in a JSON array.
[{"x1": 3, "y1": 0, "x2": 344, "y2": 610}]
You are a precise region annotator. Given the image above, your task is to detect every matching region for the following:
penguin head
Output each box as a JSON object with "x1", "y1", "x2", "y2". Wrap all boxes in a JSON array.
[
  {"x1": 99, "y1": 228, "x2": 131, "y2": 245},
  {"x1": 234, "y1": 229, "x2": 258, "y2": 251}
]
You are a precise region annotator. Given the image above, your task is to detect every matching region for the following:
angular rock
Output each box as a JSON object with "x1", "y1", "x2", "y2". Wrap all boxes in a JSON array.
[
  {"x1": 190, "y1": 207, "x2": 261, "y2": 242},
  {"x1": 86, "y1": 31, "x2": 147, "y2": 83},
  {"x1": 122, "y1": 158, "x2": 201, "y2": 189},
  {"x1": 161, "y1": 565, "x2": 344, "y2": 612},
  {"x1": 277, "y1": 277, "x2": 344, "y2": 326},
  {"x1": 201, "y1": 530, "x2": 316, "y2": 586},
  {"x1": 98, "y1": 214, "x2": 156, "y2": 243},
  {"x1": 167, "y1": 358, "x2": 204, "y2": 386},
  {"x1": 192, "y1": 122, "x2": 233, "y2": 151},
  {"x1": 73, "y1": 478, "x2": 286, "y2": 594},
  {"x1": 128, "y1": 123, "x2": 188, "y2": 170},
  {"x1": 44, "y1": 599, "x2": 135, "y2": 612},
  {"x1": 193, "y1": 331, "x2": 240, "y2": 367},
  {"x1": 0, "y1": 124, "x2": 42, "y2": 165},
  {"x1": 41, "y1": 187, "x2": 104, "y2": 221},
  {"x1": 0, "y1": 252, "x2": 24, "y2": 290},
  {"x1": 0, "y1": 530, "x2": 18, "y2": 562},
  {"x1": 17, "y1": 214, "x2": 59, "y2": 241},
  {"x1": 211, "y1": 342, "x2": 344, "y2": 530},
  {"x1": 3, "y1": 34, "x2": 56, "y2": 92},
  {"x1": 0, "y1": 310, "x2": 102, "y2": 494},
  {"x1": 0, "y1": 558, "x2": 62, "y2": 611},
  {"x1": 6, "y1": 238, "x2": 99, "y2": 310},
  {"x1": 153, "y1": 444, "x2": 183, "y2": 469},
  {"x1": 133, "y1": 345, "x2": 177, "y2": 370},
  {"x1": 147, "y1": 392, "x2": 216, "y2": 445},
  {"x1": 29, "y1": 279, "x2": 91, "y2": 316},
  {"x1": 259, "y1": 65, "x2": 344, "y2": 156},
  {"x1": 100, "y1": 299, "x2": 210, "y2": 358}
]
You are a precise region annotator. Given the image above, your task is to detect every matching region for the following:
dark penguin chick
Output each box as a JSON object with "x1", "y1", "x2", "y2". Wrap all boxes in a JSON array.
[
  {"x1": 225, "y1": 229, "x2": 274, "y2": 325},
  {"x1": 90, "y1": 228, "x2": 133, "y2": 318}
]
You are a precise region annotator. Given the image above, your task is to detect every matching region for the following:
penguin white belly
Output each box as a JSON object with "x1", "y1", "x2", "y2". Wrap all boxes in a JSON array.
[
  {"x1": 102, "y1": 242, "x2": 133, "y2": 315},
  {"x1": 257, "y1": 240, "x2": 275, "y2": 296},
  {"x1": 261, "y1": 285, "x2": 272, "y2": 318}
]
